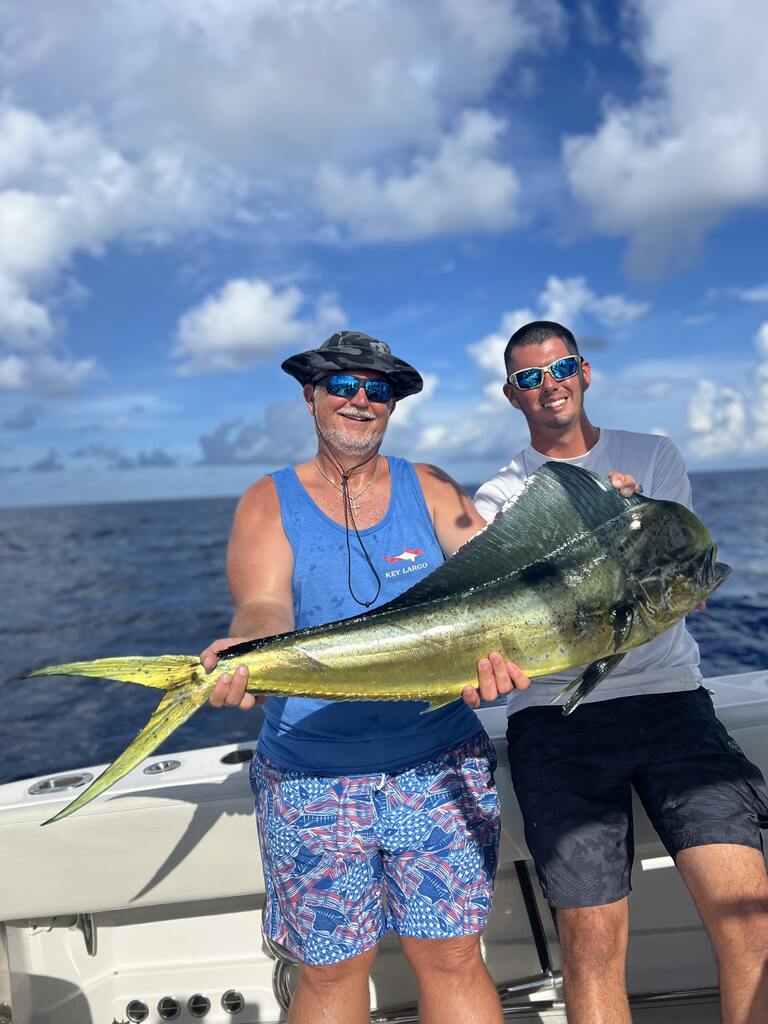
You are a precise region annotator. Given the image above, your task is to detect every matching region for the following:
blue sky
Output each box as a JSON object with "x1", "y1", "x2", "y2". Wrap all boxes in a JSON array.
[{"x1": 2, "y1": 0, "x2": 768, "y2": 507}]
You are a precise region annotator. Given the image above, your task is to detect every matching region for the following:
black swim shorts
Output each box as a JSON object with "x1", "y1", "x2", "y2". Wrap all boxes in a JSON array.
[{"x1": 506, "y1": 687, "x2": 768, "y2": 910}]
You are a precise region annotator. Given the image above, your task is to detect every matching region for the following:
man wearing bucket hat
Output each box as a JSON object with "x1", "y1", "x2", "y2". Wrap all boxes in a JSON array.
[{"x1": 199, "y1": 331, "x2": 532, "y2": 1024}]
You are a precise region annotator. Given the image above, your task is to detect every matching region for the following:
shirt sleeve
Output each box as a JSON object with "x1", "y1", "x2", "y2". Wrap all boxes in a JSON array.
[
  {"x1": 473, "y1": 471, "x2": 517, "y2": 522},
  {"x1": 650, "y1": 437, "x2": 693, "y2": 509}
]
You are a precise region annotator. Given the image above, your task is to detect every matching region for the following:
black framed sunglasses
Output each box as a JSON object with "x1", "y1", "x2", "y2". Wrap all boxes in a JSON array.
[
  {"x1": 320, "y1": 373, "x2": 393, "y2": 403},
  {"x1": 507, "y1": 355, "x2": 583, "y2": 391}
]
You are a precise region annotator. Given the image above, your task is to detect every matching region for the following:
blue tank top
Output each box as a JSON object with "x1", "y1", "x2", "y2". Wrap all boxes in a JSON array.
[{"x1": 257, "y1": 456, "x2": 482, "y2": 774}]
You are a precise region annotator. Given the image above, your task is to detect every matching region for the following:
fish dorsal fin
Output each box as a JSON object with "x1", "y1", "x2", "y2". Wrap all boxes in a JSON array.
[{"x1": 375, "y1": 462, "x2": 642, "y2": 615}]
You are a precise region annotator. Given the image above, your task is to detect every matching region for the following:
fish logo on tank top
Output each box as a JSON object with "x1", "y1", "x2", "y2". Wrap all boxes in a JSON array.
[
  {"x1": 383, "y1": 547, "x2": 429, "y2": 580},
  {"x1": 383, "y1": 548, "x2": 424, "y2": 564}
]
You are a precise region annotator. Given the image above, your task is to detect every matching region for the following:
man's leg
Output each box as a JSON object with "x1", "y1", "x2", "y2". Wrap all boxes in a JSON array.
[
  {"x1": 400, "y1": 933, "x2": 502, "y2": 1024},
  {"x1": 251, "y1": 756, "x2": 386, "y2": 1021},
  {"x1": 556, "y1": 899, "x2": 631, "y2": 1024},
  {"x1": 380, "y1": 733, "x2": 502, "y2": 1023},
  {"x1": 287, "y1": 946, "x2": 378, "y2": 1024},
  {"x1": 506, "y1": 704, "x2": 638, "y2": 1024},
  {"x1": 632, "y1": 689, "x2": 768, "y2": 1023},
  {"x1": 676, "y1": 844, "x2": 768, "y2": 1024}
]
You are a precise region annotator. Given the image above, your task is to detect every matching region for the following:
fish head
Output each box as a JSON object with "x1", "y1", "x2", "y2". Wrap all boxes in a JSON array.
[
  {"x1": 621, "y1": 502, "x2": 731, "y2": 631},
  {"x1": 659, "y1": 542, "x2": 731, "y2": 621}
]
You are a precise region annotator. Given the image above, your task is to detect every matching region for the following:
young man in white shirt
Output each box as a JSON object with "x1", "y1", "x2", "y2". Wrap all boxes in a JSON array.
[{"x1": 471, "y1": 320, "x2": 768, "y2": 1024}]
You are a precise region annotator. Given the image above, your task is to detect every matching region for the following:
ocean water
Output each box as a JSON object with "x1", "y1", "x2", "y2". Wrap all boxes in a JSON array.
[{"x1": 1, "y1": 469, "x2": 767, "y2": 785}]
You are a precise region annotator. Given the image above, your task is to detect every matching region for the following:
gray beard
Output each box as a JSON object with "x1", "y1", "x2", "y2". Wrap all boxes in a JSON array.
[{"x1": 317, "y1": 422, "x2": 386, "y2": 458}]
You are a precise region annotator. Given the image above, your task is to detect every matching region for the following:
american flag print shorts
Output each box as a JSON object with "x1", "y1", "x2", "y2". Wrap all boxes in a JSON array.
[{"x1": 251, "y1": 731, "x2": 500, "y2": 965}]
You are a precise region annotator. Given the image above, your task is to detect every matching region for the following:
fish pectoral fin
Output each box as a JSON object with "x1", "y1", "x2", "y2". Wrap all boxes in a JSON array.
[
  {"x1": 551, "y1": 601, "x2": 633, "y2": 716},
  {"x1": 42, "y1": 681, "x2": 213, "y2": 826},
  {"x1": 293, "y1": 647, "x2": 331, "y2": 672},
  {"x1": 610, "y1": 602, "x2": 635, "y2": 649},
  {"x1": 551, "y1": 653, "x2": 627, "y2": 716},
  {"x1": 421, "y1": 695, "x2": 461, "y2": 714}
]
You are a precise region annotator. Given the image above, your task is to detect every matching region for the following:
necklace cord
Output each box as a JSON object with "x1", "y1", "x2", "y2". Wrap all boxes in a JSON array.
[
  {"x1": 342, "y1": 477, "x2": 382, "y2": 608},
  {"x1": 316, "y1": 441, "x2": 382, "y2": 608},
  {"x1": 314, "y1": 455, "x2": 379, "y2": 502}
]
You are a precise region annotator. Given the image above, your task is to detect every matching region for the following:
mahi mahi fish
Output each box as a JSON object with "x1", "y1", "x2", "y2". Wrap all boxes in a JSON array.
[{"x1": 28, "y1": 463, "x2": 730, "y2": 824}]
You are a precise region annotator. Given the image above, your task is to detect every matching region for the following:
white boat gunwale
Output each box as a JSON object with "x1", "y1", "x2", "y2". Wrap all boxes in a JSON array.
[{"x1": 0, "y1": 669, "x2": 765, "y2": 1023}]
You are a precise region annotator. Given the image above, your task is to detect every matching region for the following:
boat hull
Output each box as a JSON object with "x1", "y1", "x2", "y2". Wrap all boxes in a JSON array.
[{"x1": 1, "y1": 671, "x2": 767, "y2": 1023}]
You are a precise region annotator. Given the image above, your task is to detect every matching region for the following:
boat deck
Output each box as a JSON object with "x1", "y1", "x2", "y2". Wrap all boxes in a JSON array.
[{"x1": 0, "y1": 670, "x2": 766, "y2": 1022}]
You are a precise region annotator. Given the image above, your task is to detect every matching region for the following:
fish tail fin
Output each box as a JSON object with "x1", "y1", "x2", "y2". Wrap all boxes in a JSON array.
[
  {"x1": 26, "y1": 654, "x2": 204, "y2": 690},
  {"x1": 42, "y1": 678, "x2": 213, "y2": 825}
]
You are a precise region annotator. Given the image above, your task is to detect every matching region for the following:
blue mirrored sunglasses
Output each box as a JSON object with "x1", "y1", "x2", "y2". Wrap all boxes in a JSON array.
[
  {"x1": 321, "y1": 373, "x2": 393, "y2": 403},
  {"x1": 508, "y1": 355, "x2": 583, "y2": 391}
]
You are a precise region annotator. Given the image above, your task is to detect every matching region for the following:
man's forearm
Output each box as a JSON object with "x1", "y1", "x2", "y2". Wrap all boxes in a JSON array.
[{"x1": 229, "y1": 599, "x2": 294, "y2": 641}]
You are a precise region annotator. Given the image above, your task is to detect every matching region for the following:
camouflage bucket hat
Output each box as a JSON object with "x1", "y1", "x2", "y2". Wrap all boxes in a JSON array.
[{"x1": 281, "y1": 331, "x2": 423, "y2": 400}]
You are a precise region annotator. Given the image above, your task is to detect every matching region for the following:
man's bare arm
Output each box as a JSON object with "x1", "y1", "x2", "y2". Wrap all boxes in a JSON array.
[
  {"x1": 201, "y1": 477, "x2": 295, "y2": 709},
  {"x1": 414, "y1": 463, "x2": 487, "y2": 558}
]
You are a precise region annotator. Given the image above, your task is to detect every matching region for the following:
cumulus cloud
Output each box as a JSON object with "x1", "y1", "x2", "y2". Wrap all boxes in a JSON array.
[
  {"x1": 386, "y1": 413, "x2": 516, "y2": 465},
  {"x1": 435, "y1": 278, "x2": 667, "y2": 471},
  {"x1": 74, "y1": 443, "x2": 130, "y2": 468},
  {"x1": 468, "y1": 275, "x2": 649, "y2": 395},
  {"x1": 192, "y1": 368, "x2": 520, "y2": 482},
  {"x1": 198, "y1": 379, "x2": 458, "y2": 471},
  {"x1": 175, "y1": 279, "x2": 345, "y2": 375},
  {"x1": 0, "y1": 351, "x2": 97, "y2": 393},
  {"x1": 380, "y1": 317, "x2": 768, "y2": 474},
  {"x1": 315, "y1": 111, "x2": 521, "y2": 242},
  {"x1": 686, "y1": 322, "x2": 768, "y2": 460},
  {"x1": 0, "y1": 100, "x2": 237, "y2": 392},
  {"x1": 564, "y1": 0, "x2": 768, "y2": 274},
  {"x1": 2, "y1": 0, "x2": 561, "y2": 171},
  {"x1": 749, "y1": 323, "x2": 768, "y2": 455},
  {"x1": 687, "y1": 380, "x2": 748, "y2": 460},
  {"x1": 468, "y1": 309, "x2": 536, "y2": 403},
  {"x1": 0, "y1": 0, "x2": 561, "y2": 292},
  {"x1": 0, "y1": 103, "x2": 230, "y2": 307},
  {"x1": 2, "y1": 403, "x2": 42, "y2": 429},
  {"x1": 135, "y1": 448, "x2": 177, "y2": 468},
  {"x1": 34, "y1": 354, "x2": 98, "y2": 393},
  {"x1": 341, "y1": 370, "x2": 522, "y2": 479},
  {"x1": 74, "y1": 443, "x2": 178, "y2": 469},
  {"x1": 0, "y1": 355, "x2": 27, "y2": 389},
  {"x1": 387, "y1": 374, "x2": 439, "y2": 428},
  {"x1": 198, "y1": 402, "x2": 316, "y2": 464},
  {"x1": 732, "y1": 284, "x2": 768, "y2": 303},
  {"x1": 0, "y1": 273, "x2": 54, "y2": 349},
  {"x1": 538, "y1": 276, "x2": 649, "y2": 329},
  {"x1": 74, "y1": 396, "x2": 161, "y2": 433},
  {"x1": 29, "y1": 448, "x2": 63, "y2": 471},
  {"x1": 0, "y1": 0, "x2": 564, "y2": 372}
]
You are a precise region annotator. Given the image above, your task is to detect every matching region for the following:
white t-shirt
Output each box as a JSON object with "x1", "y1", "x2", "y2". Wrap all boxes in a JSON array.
[{"x1": 473, "y1": 428, "x2": 703, "y2": 714}]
